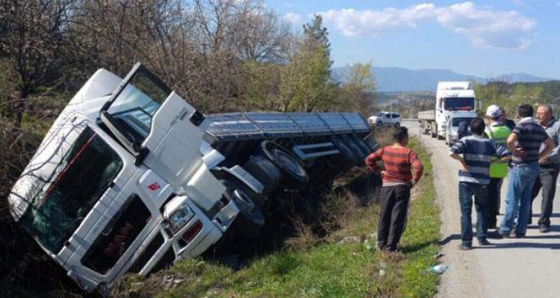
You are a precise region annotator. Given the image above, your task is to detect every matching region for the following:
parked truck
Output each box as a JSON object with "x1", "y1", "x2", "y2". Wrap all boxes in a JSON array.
[
  {"x1": 8, "y1": 63, "x2": 375, "y2": 292},
  {"x1": 418, "y1": 81, "x2": 479, "y2": 139}
]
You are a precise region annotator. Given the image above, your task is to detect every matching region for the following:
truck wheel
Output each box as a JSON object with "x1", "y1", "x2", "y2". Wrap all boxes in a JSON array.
[
  {"x1": 376, "y1": 121, "x2": 382, "y2": 126},
  {"x1": 260, "y1": 141, "x2": 309, "y2": 187},
  {"x1": 344, "y1": 136, "x2": 364, "y2": 164},
  {"x1": 350, "y1": 136, "x2": 371, "y2": 161},
  {"x1": 394, "y1": 122, "x2": 400, "y2": 128},
  {"x1": 221, "y1": 180, "x2": 264, "y2": 239},
  {"x1": 431, "y1": 125, "x2": 437, "y2": 138},
  {"x1": 332, "y1": 137, "x2": 360, "y2": 166},
  {"x1": 242, "y1": 156, "x2": 281, "y2": 207}
]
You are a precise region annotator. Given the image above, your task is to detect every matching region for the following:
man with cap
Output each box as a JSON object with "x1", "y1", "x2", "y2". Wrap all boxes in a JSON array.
[
  {"x1": 529, "y1": 104, "x2": 560, "y2": 232},
  {"x1": 498, "y1": 109, "x2": 516, "y2": 131},
  {"x1": 484, "y1": 105, "x2": 511, "y2": 229}
]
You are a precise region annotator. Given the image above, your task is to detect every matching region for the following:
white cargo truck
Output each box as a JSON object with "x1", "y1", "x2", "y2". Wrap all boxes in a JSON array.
[
  {"x1": 8, "y1": 63, "x2": 374, "y2": 292},
  {"x1": 418, "y1": 81, "x2": 479, "y2": 139}
]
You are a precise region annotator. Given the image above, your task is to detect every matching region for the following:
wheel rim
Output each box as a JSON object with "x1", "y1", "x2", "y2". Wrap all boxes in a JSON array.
[
  {"x1": 233, "y1": 189, "x2": 255, "y2": 214},
  {"x1": 272, "y1": 149, "x2": 307, "y2": 179}
]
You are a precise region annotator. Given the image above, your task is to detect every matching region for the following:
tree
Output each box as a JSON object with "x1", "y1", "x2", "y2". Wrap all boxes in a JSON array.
[
  {"x1": 278, "y1": 15, "x2": 334, "y2": 112},
  {"x1": 236, "y1": 61, "x2": 280, "y2": 111},
  {"x1": 0, "y1": 0, "x2": 78, "y2": 127},
  {"x1": 334, "y1": 62, "x2": 375, "y2": 113}
]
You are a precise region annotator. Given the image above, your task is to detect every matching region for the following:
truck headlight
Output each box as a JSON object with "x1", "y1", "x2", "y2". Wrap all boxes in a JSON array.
[{"x1": 163, "y1": 205, "x2": 194, "y2": 235}]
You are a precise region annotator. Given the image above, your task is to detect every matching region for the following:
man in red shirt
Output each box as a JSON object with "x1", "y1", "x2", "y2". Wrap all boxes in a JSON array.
[{"x1": 365, "y1": 127, "x2": 424, "y2": 252}]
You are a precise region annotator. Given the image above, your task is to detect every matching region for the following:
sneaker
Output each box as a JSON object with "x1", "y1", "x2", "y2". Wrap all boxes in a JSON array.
[
  {"x1": 497, "y1": 229, "x2": 511, "y2": 239},
  {"x1": 477, "y1": 238, "x2": 492, "y2": 246},
  {"x1": 539, "y1": 224, "x2": 550, "y2": 233},
  {"x1": 459, "y1": 243, "x2": 472, "y2": 250}
]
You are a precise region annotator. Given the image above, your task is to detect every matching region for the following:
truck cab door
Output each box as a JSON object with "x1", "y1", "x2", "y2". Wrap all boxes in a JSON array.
[
  {"x1": 100, "y1": 63, "x2": 207, "y2": 187},
  {"x1": 141, "y1": 92, "x2": 206, "y2": 187}
]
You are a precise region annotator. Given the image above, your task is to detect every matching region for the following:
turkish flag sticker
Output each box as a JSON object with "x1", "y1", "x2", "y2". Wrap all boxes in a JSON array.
[{"x1": 148, "y1": 182, "x2": 161, "y2": 191}]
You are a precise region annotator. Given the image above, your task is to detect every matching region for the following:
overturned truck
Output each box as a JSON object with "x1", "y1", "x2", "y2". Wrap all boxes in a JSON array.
[{"x1": 8, "y1": 63, "x2": 375, "y2": 292}]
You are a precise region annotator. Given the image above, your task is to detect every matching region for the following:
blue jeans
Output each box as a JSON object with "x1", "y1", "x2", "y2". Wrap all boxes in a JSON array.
[
  {"x1": 500, "y1": 162, "x2": 540, "y2": 234},
  {"x1": 459, "y1": 182, "x2": 488, "y2": 245}
]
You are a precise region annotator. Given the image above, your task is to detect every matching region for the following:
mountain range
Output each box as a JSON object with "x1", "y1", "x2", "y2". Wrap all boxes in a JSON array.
[{"x1": 333, "y1": 66, "x2": 555, "y2": 92}]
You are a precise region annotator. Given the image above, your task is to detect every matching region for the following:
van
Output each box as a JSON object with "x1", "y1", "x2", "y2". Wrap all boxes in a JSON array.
[{"x1": 445, "y1": 112, "x2": 477, "y2": 145}]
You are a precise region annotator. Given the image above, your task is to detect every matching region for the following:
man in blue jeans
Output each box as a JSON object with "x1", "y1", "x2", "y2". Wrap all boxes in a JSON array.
[
  {"x1": 450, "y1": 118, "x2": 509, "y2": 250},
  {"x1": 499, "y1": 104, "x2": 554, "y2": 238}
]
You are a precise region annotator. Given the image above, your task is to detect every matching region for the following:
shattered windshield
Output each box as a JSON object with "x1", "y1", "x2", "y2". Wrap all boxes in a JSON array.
[
  {"x1": 443, "y1": 97, "x2": 475, "y2": 111},
  {"x1": 19, "y1": 127, "x2": 123, "y2": 253}
]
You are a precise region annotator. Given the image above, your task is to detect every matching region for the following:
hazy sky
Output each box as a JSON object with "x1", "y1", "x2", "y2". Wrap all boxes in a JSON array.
[{"x1": 265, "y1": 0, "x2": 560, "y2": 79}]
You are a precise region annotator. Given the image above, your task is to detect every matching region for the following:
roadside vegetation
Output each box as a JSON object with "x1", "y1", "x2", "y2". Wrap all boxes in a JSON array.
[{"x1": 109, "y1": 128, "x2": 441, "y2": 297}]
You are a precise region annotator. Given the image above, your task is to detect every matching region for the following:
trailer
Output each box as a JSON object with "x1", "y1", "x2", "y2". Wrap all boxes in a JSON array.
[{"x1": 8, "y1": 63, "x2": 375, "y2": 292}]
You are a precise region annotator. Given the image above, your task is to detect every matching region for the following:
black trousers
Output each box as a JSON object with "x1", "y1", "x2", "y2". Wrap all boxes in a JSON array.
[
  {"x1": 530, "y1": 166, "x2": 560, "y2": 226},
  {"x1": 486, "y1": 177, "x2": 503, "y2": 228},
  {"x1": 377, "y1": 184, "x2": 411, "y2": 251}
]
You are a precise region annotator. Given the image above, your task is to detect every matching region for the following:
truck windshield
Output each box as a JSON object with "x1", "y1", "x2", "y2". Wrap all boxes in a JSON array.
[
  {"x1": 452, "y1": 117, "x2": 475, "y2": 127},
  {"x1": 443, "y1": 97, "x2": 475, "y2": 111},
  {"x1": 19, "y1": 127, "x2": 123, "y2": 254}
]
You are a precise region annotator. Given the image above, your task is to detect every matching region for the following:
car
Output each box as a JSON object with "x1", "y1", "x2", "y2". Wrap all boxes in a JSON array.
[{"x1": 367, "y1": 111, "x2": 401, "y2": 127}]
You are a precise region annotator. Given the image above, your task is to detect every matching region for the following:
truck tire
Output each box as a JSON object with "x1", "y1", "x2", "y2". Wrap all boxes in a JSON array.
[
  {"x1": 260, "y1": 141, "x2": 309, "y2": 188},
  {"x1": 351, "y1": 136, "x2": 372, "y2": 161},
  {"x1": 364, "y1": 133, "x2": 379, "y2": 152},
  {"x1": 242, "y1": 156, "x2": 281, "y2": 207},
  {"x1": 221, "y1": 179, "x2": 264, "y2": 239},
  {"x1": 431, "y1": 125, "x2": 437, "y2": 138},
  {"x1": 331, "y1": 136, "x2": 360, "y2": 166},
  {"x1": 343, "y1": 136, "x2": 365, "y2": 165}
]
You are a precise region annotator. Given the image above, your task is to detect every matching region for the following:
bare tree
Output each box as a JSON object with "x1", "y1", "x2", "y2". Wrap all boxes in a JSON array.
[{"x1": 0, "y1": 0, "x2": 78, "y2": 127}]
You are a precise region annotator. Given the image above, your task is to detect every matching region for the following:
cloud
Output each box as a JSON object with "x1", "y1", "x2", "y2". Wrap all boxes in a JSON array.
[
  {"x1": 283, "y1": 12, "x2": 303, "y2": 24},
  {"x1": 319, "y1": 2, "x2": 536, "y2": 50}
]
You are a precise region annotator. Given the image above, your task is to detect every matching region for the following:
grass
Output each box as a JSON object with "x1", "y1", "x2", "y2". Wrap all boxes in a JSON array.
[{"x1": 115, "y1": 132, "x2": 441, "y2": 298}]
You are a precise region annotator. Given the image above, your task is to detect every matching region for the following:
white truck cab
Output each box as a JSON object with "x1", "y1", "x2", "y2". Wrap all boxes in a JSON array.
[
  {"x1": 435, "y1": 81, "x2": 478, "y2": 139},
  {"x1": 8, "y1": 64, "x2": 240, "y2": 291}
]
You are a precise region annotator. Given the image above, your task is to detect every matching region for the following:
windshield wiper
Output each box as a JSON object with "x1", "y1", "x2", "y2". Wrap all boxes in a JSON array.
[{"x1": 100, "y1": 112, "x2": 149, "y2": 166}]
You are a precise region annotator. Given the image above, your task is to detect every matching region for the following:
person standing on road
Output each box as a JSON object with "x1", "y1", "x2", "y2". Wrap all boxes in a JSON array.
[
  {"x1": 484, "y1": 105, "x2": 511, "y2": 230},
  {"x1": 365, "y1": 126, "x2": 424, "y2": 253},
  {"x1": 457, "y1": 120, "x2": 471, "y2": 140},
  {"x1": 499, "y1": 109, "x2": 516, "y2": 131},
  {"x1": 450, "y1": 118, "x2": 509, "y2": 250},
  {"x1": 499, "y1": 104, "x2": 554, "y2": 238},
  {"x1": 529, "y1": 104, "x2": 560, "y2": 233}
]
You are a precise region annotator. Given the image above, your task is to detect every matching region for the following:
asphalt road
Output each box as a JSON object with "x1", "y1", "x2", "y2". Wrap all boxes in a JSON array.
[{"x1": 402, "y1": 120, "x2": 560, "y2": 298}]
